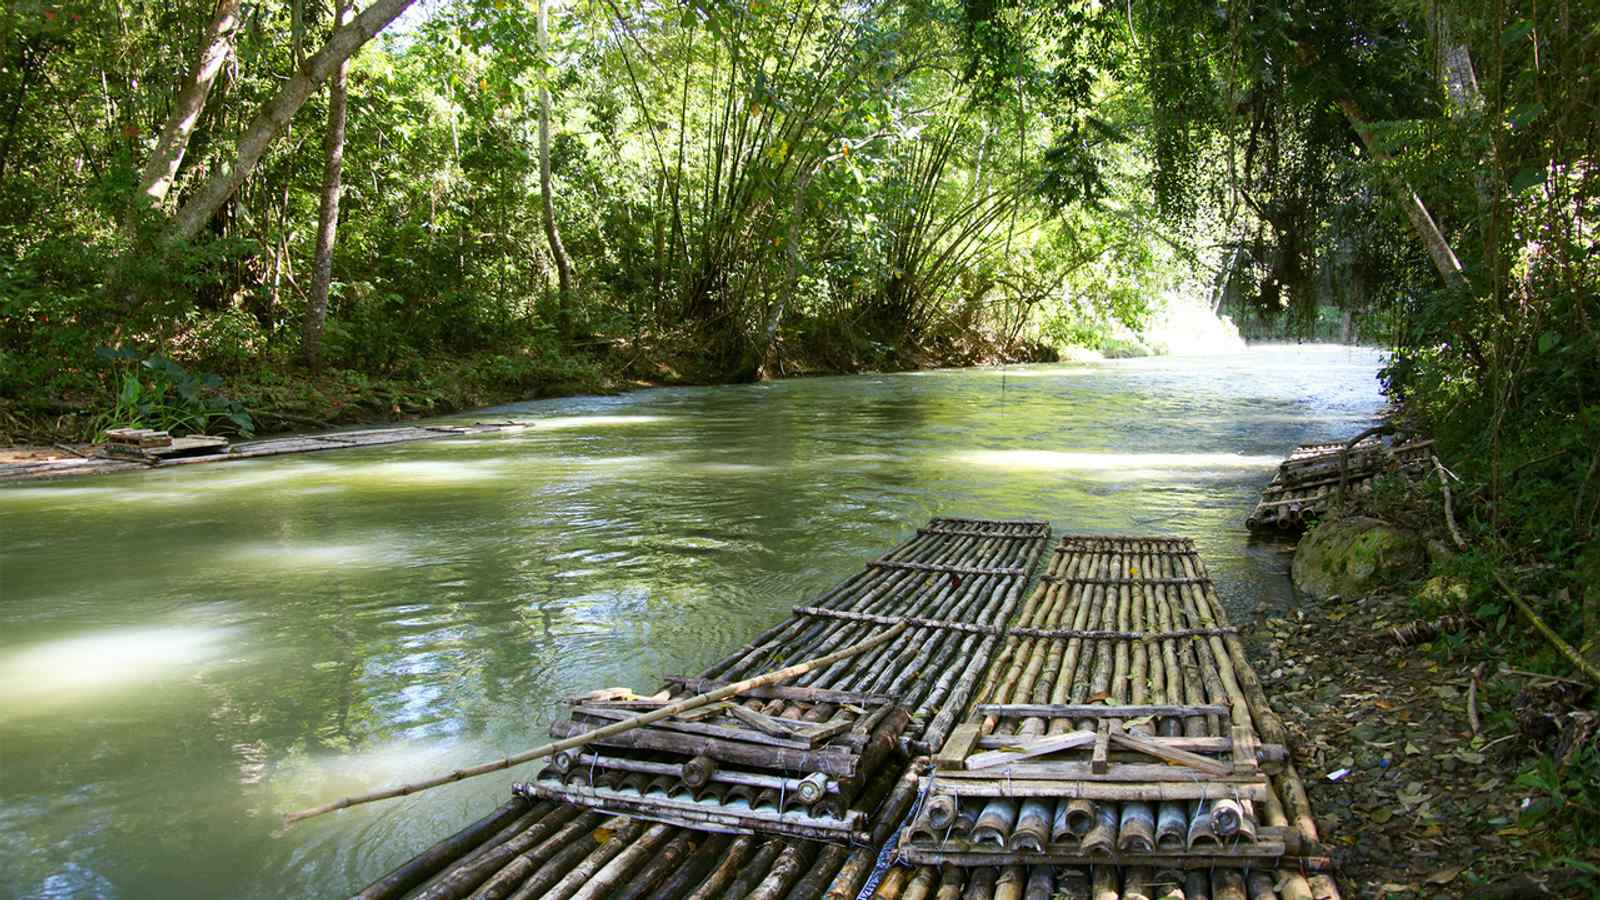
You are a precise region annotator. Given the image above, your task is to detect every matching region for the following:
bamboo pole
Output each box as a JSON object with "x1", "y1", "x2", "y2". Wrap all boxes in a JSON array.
[
  {"x1": 284, "y1": 621, "x2": 908, "y2": 825},
  {"x1": 414, "y1": 806, "x2": 588, "y2": 900},
  {"x1": 353, "y1": 799, "x2": 536, "y2": 900},
  {"x1": 1494, "y1": 570, "x2": 1600, "y2": 687}
]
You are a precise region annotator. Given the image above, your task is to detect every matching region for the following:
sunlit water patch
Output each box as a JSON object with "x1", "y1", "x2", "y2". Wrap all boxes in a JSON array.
[
  {"x1": 0, "y1": 626, "x2": 235, "y2": 714},
  {"x1": 949, "y1": 449, "x2": 1283, "y2": 474}
]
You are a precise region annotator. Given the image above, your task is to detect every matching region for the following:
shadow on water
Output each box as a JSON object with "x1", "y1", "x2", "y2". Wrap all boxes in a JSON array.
[{"x1": 0, "y1": 344, "x2": 1384, "y2": 898}]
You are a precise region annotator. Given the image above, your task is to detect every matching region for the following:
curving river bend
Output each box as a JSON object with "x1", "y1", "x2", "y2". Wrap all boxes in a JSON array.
[{"x1": 0, "y1": 345, "x2": 1384, "y2": 898}]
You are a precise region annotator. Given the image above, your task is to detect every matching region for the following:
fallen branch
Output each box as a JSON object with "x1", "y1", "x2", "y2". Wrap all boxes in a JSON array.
[
  {"x1": 282, "y1": 620, "x2": 909, "y2": 825},
  {"x1": 1433, "y1": 454, "x2": 1468, "y2": 551},
  {"x1": 1493, "y1": 571, "x2": 1600, "y2": 689}
]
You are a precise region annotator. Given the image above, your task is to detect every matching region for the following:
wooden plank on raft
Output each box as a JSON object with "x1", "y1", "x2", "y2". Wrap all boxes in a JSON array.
[
  {"x1": 1091, "y1": 720, "x2": 1111, "y2": 775},
  {"x1": 726, "y1": 704, "x2": 806, "y2": 737},
  {"x1": 978, "y1": 703, "x2": 1230, "y2": 719},
  {"x1": 570, "y1": 706, "x2": 822, "y2": 751},
  {"x1": 971, "y1": 734, "x2": 1289, "y2": 761},
  {"x1": 1232, "y1": 724, "x2": 1261, "y2": 775},
  {"x1": 1108, "y1": 730, "x2": 1232, "y2": 776},
  {"x1": 725, "y1": 705, "x2": 854, "y2": 746},
  {"x1": 928, "y1": 779, "x2": 1271, "y2": 802},
  {"x1": 962, "y1": 730, "x2": 1097, "y2": 771},
  {"x1": 664, "y1": 677, "x2": 893, "y2": 707},
  {"x1": 931, "y1": 723, "x2": 981, "y2": 771},
  {"x1": 935, "y1": 761, "x2": 1271, "y2": 783}
]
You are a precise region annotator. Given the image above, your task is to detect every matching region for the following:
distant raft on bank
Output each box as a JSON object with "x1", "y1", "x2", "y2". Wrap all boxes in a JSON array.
[
  {"x1": 0, "y1": 422, "x2": 529, "y2": 482},
  {"x1": 353, "y1": 520, "x2": 1339, "y2": 900},
  {"x1": 1245, "y1": 434, "x2": 1434, "y2": 532}
]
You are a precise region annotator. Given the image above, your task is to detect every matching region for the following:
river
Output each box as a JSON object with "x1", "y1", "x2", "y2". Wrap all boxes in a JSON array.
[{"x1": 0, "y1": 345, "x2": 1384, "y2": 898}]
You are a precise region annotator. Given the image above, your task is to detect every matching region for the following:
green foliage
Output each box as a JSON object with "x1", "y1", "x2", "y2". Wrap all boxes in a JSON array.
[
  {"x1": 88, "y1": 349, "x2": 254, "y2": 438},
  {"x1": 1516, "y1": 747, "x2": 1600, "y2": 872}
]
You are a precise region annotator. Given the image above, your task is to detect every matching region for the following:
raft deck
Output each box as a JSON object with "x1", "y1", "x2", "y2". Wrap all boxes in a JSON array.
[
  {"x1": 1245, "y1": 437, "x2": 1433, "y2": 532},
  {"x1": 354, "y1": 520, "x2": 1340, "y2": 900}
]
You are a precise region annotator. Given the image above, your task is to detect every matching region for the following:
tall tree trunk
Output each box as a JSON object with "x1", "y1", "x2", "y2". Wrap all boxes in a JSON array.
[
  {"x1": 168, "y1": 0, "x2": 417, "y2": 241},
  {"x1": 1428, "y1": 3, "x2": 1494, "y2": 212},
  {"x1": 301, "y1": 0, "x2": 352, "y2": 371},
  {"x1": 1336, "y1": 97, "x2": 1470, "y2": 292},
  {"x1": 537, "y1": 0, "x2": 576, "y2": 328},
  {"x1": 132, "y1": 0, "x2": 243, "y2": 220}
]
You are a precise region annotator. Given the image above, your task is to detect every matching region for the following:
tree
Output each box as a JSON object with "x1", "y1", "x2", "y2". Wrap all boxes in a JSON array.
[
  {"x1": 302, "y1": 0, "x2": 353, "y2": 371},
  {"x1": 169, "y1": 0, "x2": 418, "y2": 240},
  {"x1": 130, "y1": 0, "x2": 244, "y2": 221},
  {"x1": 537, "y1": 0, "x2": 576, "y2": 327}
]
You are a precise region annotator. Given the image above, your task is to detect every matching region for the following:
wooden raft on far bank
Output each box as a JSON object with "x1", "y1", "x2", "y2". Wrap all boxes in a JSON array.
[
  {"x1": 0, "y1": 421, "x2": 529, "y2": 483},
  {"x1": 353, "y1": 521, "x2": 1342, "y2": 900},
  {"x1": 1245, "y1": 436, "x2": 1434, "y2": 532}
]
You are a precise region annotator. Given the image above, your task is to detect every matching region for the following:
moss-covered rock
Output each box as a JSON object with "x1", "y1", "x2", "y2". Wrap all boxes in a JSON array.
[
  {"x1": 1416, "y1": 575, "x2": 1470, "y2": 609},
  {"x1": 1292, "y1": 516, "x2": 1425, "y2": 598}
]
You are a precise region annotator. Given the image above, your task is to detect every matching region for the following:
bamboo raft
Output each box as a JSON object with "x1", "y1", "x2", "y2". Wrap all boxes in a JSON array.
[
  {"x1": 0, "y1": 422, "x2": 529, "y2": 482},
  {"x1": 1245, "y1": 437, "x2": 1434, "y2": 531},
  {"x1": 898, "y1": 536, "x2": 1324, "y2": 879},
  {"x1": 352, "y1": 522, "x2": 1340, "y2": 900}
]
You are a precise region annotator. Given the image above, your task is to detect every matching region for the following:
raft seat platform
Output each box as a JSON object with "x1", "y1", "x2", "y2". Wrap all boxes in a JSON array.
[{"x1": 522, "y1": 685, "x2": 911, "y2": 843}]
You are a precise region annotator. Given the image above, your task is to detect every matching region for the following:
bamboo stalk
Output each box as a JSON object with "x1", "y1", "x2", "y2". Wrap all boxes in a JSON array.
[
  {"x1": 353, "y1": 799, "x2": 536, "y2": 900},
  {"x1": 606, "y1": 828, "x2": 702, "y2": 900},
  {"x1": 285, "y1": 621, "x2": 908, "y2": 825},
  {"x1": 638, "y1": 832, "x2": 730, "y2": 900},
  {"x1": 414, "y1": 806, "x2": 588, "y2": 900},
  {"x1": 496, "y1": 813, "x2": 627, "y2": 896},
  {"x1": 1494, "y1": 569, "x2": 1600, "y2": 686},
  {"x1": 680, "y1": 834, "x2": 754, "y2": 900}
]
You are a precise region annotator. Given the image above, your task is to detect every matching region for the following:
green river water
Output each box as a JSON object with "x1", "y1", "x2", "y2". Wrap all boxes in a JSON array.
[{"x1": 0, "y1": 345, "x2": 1384, "y2": 898}]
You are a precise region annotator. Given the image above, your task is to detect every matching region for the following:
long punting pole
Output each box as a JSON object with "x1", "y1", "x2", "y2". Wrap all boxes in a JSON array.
[{"x1": 284, "y1": 621, "x2": 908, "y2": 825}]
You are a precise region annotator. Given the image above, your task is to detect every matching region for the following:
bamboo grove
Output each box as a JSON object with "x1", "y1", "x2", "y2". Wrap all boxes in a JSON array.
[{"x1": 1, "y1": 0, "x2": 1175, "y2": 410}]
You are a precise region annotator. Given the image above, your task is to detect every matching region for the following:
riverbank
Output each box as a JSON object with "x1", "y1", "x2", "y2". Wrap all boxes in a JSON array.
[
  {"x1": 0, "y1": 331, "x2": 1063, "y2": 448},
  {"x1": 1272, "y1": 444, "x2": 1600, "y2": 897},
  {"x1": 1247, "y1": 589, "x2": 1596, "y2": 897}
]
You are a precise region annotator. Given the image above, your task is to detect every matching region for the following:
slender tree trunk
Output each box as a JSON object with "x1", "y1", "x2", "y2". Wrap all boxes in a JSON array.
[
  {"x1": 168, "y1": 0, "x2": 417, "y2": 241},
  {"x1": 131, "y1": 0, "x2": 243, "y2": 221},
  {"x1": 1336, "y1": 97, "x2": 1470, "y2": 292},
  {"x1": 302, "y1": 0, "x2": 352, "y2": 371},
  {"x1": 537, "y1": 0, "x2": 576, "y2": 328},
  {"x1": 1429, "y1": 3, "x2": 1494, "y2": 212}
]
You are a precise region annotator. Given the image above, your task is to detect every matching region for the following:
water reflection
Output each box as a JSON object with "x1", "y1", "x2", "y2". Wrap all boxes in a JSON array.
[{"x1": 0, "y1": 345, "x2": 1385, "y2": 898}]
